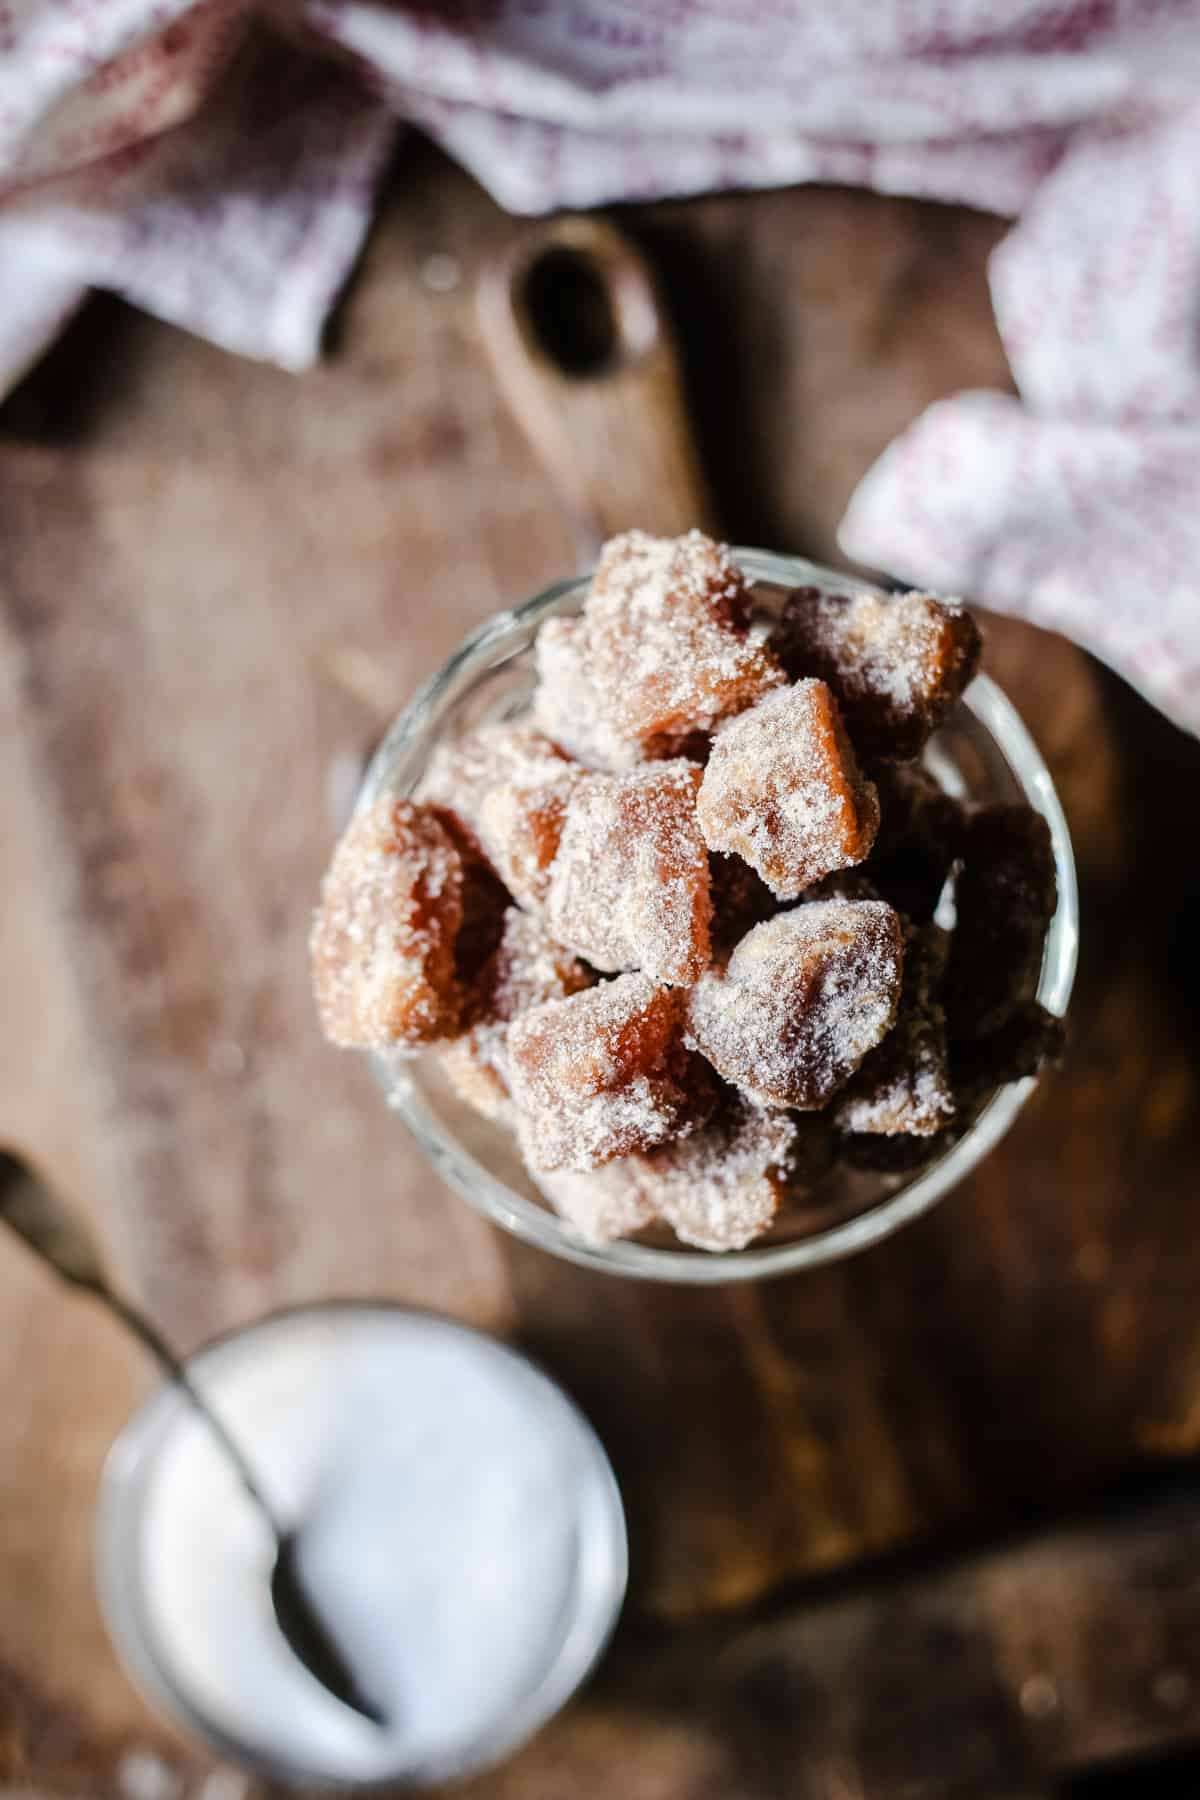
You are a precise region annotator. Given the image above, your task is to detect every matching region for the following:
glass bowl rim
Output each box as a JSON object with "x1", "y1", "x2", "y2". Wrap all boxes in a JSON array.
[{"x1": 362, "y1": 548, "x2": 1079, "y2": 1285}]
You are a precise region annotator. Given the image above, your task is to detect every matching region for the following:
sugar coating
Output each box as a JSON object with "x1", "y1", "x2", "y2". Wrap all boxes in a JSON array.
[
  {"x1": 685, "y1": 901, "x2": 904, "y2": 1109},
  {"x1": 777, "y1": 586, "x2": 982, "y2": 761},
  {"x1": 945, "y1": 805, "x2": 1056, "y2": 1040},
  {"x1": 476, "y1": 774, "x2": 579, "y2": 909},
  {"x1": 533, "y1": 615, "x2": 711, "y2": 771},
  {"x1": 416, "y1": 722, "x2": 575, "y2": 870},
  {"x1": 310, "y1": 798, "x2": 463, "y2": 1051},
  {"x1": 638, "y1": 1099, "x2": 801, "y2": 1251},
  {"x1": 508, "y1": 973, "x2": 709, "y2": 1172},
  {"x1": 838, "y1": 999, "x2": 1063, "y2": 1176},
  {"x1": 835, "y1": 926, "x2": 956, "y2": 1137},
  {"x1": 534, "y1": 1159, "x2": 660, "y2": 1245},
  {"x1": 533, "y1": 616, "x2": 645, "y2": 772},
  {"x1": 585, "y1": 529, "x2": 783, "y2": 745},
  {"x1": 545, "y1": 761, "x2": 712, "y2": 985},
  {"x1": 538, "y1": 1098, "x2": 827, "y2": 1251},
  {"x1": 698, "y1": 680, "x2": 880, "y2": 899},
  {"x1": 439, "y1": 908, "x2": 593, "y2": 1122}
]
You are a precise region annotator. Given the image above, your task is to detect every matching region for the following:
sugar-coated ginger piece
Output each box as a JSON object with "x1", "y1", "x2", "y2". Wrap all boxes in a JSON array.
[
  {"x1": 638, "y1": 1099, "x2": 802, "y2": 1251},
  {"x1": 439, "y1": 908, "x2": 593, "y2": 1122},
  {"x1": 416, "y1": 721, "x2": 575, "y2": 871},
  {"x1": 535, "y1": 1159, "x2": 660, "y2": 1245},
  {"x1": 534, "y1": 615, "x2": 710, "y2": 771},
  {"x1": 835, "y1": 926, "x2": 956, "y2": 1137},
  {"x1": 685, "y1": 901, "x2": 904, "y2": 1109},
  {"x1": 545, "y1": 761, "x2": 712, "y2": 985},
  {"x1": 584, "y1": 530, "x2": 783, "y2": 745},
  {"x1": 533, "y1": 616, "x2": 645, "y2": 773},
  {"x1": 708, "y1": 852, "x2": 779, "y2": 952},
  {"x1": 476, "y1": 773, "x2": 579, "y2": 909},
  {"x1": 868, "y1": 763, "x2": 966, "y2": 922},
  {"x1": 776, "y1": 586, "x2": 982, "y2": 761},
  {"x1": 951, "y1": 1001, "x2": 1066, "y2": 1101},
  {"x1": 310, "y1": 797, "x2": 463, "y2": 1051},
  {"x1": 509, "y1": 973, "x2": 710, "y2": 1171},
  {"x1": 698, "y1": 680, "x2": 879, "y2": 899},
  {"x1": 944, "y1": 804, "x2": 1056, "y2": 1040},
  {"x1": 837, "y1": 1004, "x2": 1064, "y2": 1175}
]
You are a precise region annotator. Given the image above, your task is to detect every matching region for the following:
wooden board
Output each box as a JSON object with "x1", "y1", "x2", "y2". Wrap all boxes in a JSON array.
[{"x1": 2, "y1": 140, "x2": 1200, "y2": 1788}]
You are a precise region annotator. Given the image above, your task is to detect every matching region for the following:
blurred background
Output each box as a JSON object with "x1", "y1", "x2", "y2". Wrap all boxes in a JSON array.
[{"x1": 3, "y1": 5, "x2": 1200, "y2": 1797}]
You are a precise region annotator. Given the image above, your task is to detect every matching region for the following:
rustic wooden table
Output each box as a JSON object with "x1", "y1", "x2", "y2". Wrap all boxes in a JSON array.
[{"x1": 3, "y1": 140, "x2": 1200, "y2": 1798}]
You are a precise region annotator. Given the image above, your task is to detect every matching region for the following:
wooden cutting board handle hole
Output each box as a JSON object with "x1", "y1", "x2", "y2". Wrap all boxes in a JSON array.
[
  {"x1": 518, "y1": 235, "x2": 658, "y2": 379},
  {"x1": 478, "y1": 214, "x2": 717, "y2": 546}
]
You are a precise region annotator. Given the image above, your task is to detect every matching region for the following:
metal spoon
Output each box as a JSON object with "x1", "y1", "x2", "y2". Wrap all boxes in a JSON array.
[{"x1": 0, "y1": 1151, "x2": 386, "y2": 1728}]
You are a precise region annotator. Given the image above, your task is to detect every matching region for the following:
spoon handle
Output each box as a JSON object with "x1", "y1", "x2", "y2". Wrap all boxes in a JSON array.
[{"x1": 0, "y1": 1152, "x2": 285, "y2": 1540}]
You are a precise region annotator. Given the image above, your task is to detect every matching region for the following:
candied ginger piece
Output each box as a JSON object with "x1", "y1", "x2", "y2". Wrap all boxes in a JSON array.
[
  {"x1": 835, "y1": 926, "x2": 955, "y2": 1137},
  {"x1": 416, "y1": 721, "x2": 574, "y2": 868},
  {"x1": 698, "y1": 680, "x2": 879, "y2": 899},
  {"x1": 868, "y1": 763, "x2": 965, "y2": 922},
  {"x1": 476, "y1": 773, "x2": 579, "y2": 909},
  {"x1": 639, "y1": 1099, "x2": 801, "y2": 1251},
  {"x1": 545, "y1": 761, "x2": 712, "y2": 985},
  {"x1": 537, "y1": 1100, "x2": 835, "y2": 1251},
  {"x1": 685, "y1": 901, "x2": 904, "y2": 1109},
  {"x1": 508, "y1": 973, "x2": 709, "y2": 1171},
  {"x1": 944, "y1": 804, "x2": 1056, "y2": 1040},
  {"x1": 951, "y1": 1001, "x2": 1066, "y2": 1101},
  {"x1": 776, "y1": 586, "x2": 982, "y2": 761},
  {"x1": 535, "y1": 1159, "x2": 660, "y2": 1245},
  {"x1": 439, "y1": 908, "x2": 593, "y2": 1121},
  {"x1": 310, "y1": 797, "x2": 463, "y2": 1051},
  {"x1": 533, "y1": 616, "x2": 645, "y2": 772},
  {"x1": 584, "y1": 529, "x2": 783, "y2": 745},
  {"x1": 708, "y1": 852, "x2": 779, "y2": 952}
]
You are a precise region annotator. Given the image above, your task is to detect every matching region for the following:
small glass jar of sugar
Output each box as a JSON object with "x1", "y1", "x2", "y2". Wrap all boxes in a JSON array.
[{"x1": 96, "y1": 1303, "x2": 627, "y2": 1785}]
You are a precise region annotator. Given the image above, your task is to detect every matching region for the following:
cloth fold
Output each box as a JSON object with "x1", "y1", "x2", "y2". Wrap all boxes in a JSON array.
[{"x1": 3, "y1": 1, "x2": 1200, "y2": 734}]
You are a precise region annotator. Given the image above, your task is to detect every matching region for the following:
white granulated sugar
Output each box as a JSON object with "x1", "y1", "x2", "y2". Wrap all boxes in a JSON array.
[{"x1": 135, "y1": 1311, "x2": 622, "y2": 1785}]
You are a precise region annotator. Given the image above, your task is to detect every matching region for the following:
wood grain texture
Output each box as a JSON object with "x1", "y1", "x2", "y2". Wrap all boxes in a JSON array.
[{"x1": 2, "y1": 140, "x2": 1200, "y2": 1792}]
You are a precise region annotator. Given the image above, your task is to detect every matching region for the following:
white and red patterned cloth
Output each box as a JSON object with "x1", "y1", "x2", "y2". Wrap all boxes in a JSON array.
[{"x1": 4, "y1": 2, "x2": 1200, "y2": 732}]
